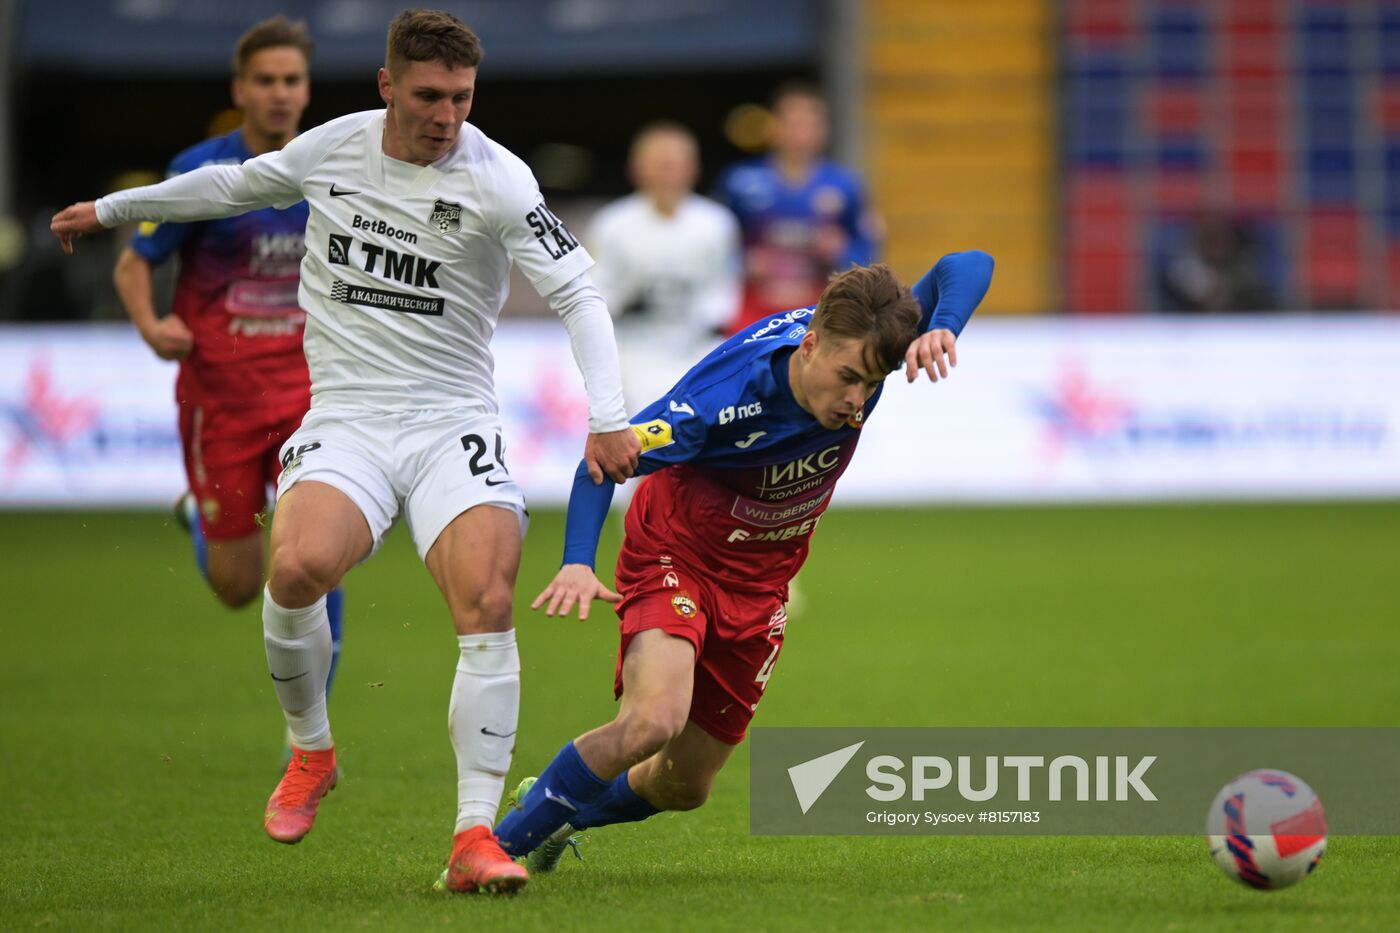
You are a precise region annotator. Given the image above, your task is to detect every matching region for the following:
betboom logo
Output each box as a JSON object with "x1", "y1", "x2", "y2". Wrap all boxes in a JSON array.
[{"x1": 787, "y1": 744, "x2": 1157, "y2": 815}]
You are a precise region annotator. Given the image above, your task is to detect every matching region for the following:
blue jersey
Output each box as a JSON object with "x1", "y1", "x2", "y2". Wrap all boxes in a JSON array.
[
  {"x1": 563, "y1": 251, "x2": 994, "y2": 591},
  {"x1": 715, "y1": 155, "x2": 877, "y2": 330},
  {"x1": 130, "y1": 130, "x2": 310, "y2": 411}
]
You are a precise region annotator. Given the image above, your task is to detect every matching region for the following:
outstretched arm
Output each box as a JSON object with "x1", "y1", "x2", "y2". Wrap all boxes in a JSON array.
[
  {"x1": 905, "y1": 250, "x2": 994, "y2": 383},
  {"x1": 912, "y1": 250, "x2": 994, "y2": 335},
  {"x1": 532, "y1": 461, "x2": 619, "y2": 619},
  {"x1": 52, "y1": 162, "x2": 286, "y2": 255},
  {"x1": 548, "y1": 274, "x2": 640, "y2": 484},
  {"x1": 536, "y1": 395, "x2": 709, "y2": 619}
]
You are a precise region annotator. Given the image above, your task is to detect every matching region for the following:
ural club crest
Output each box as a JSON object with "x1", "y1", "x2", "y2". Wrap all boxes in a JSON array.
[{"x1": 429, "y1": 199, "x2": 462, "y2": 235}]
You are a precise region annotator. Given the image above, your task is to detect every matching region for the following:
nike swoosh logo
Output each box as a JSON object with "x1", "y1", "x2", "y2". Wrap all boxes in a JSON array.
[
  {"x1": 543, "y1": 787, "x2": 578, "y2": 812},
  {"x1": 270, "y1": 671, "x2": 309, "y2": 682},
  {"x1": 484, "y1": 476, "x2": 509, "y2": 487},
  {"x1": 669, "y1": 400, "x2": 694, "y2": 416},
  {"x1": 480, "y1": 727, "x2": 517, "y2": 738},
  {"x1": 734, "y1": 431, "x2": 767, "y2": 449},
  {"x1": 329, "y1": 183, "x2": 360, "y2": 197}
]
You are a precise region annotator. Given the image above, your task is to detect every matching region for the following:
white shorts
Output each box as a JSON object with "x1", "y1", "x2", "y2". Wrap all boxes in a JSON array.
[{"x1": 275, "y1": 407, "x2": 528, "y2": 561}]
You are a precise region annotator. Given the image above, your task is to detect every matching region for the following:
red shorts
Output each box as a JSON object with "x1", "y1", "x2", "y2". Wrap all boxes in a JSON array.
[
  {"x1": 613, "y1": 549, "x2": 787, "y2": 745},
  {"x1": 178, "y1": 403, "x2": 305, "y2": 540}
]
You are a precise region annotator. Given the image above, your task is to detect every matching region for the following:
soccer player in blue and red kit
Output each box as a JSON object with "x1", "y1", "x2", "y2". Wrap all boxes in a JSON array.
[
  {"x1": 715, "y1": 82, "x2": 878, "y2": 333},
  {"x1": 496, "y1": 252, "x2": 993, "y2": 869},
  {"x1": 112, "y1": 18, "x2": 344, "y2": 689}
]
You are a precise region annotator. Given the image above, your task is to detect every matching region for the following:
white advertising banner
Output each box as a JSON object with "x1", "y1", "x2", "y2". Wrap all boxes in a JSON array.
[
  {"x1": 0, "y1": 325, "x2": 185, "y2": 506},
  {"x1": 840, "y1": 316, "x2": 1400, "y2": 502},
  {"x1": 2, "y1": 318, "x2": 1398, "y2": 507}
]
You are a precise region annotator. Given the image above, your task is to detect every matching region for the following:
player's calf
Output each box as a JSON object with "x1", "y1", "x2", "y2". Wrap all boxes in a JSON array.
[
  {"x1": 609, "y1": 705, "x2": 689, "y2": 771},
  {"x1": 629, "y1": 756, "x2": 712, "y2": 812}
]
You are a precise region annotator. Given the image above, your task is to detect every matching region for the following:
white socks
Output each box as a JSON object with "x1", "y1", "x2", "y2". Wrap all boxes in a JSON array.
[
  {"x1": 449, "y1": 630, "x2": 521, "y2": 833},
  {"x1": 262, "y1": 587, "x2": 333, "y2": 751}
]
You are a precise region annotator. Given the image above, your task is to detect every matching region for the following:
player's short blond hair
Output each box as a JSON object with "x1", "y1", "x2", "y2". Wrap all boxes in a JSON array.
[
  {"x1": 811, "y1": 264, "x2": 921, "y2": 374},
  {"x1": 233, "y1": 16, "x2": 313, "y2": 77},
  {"x1": 385, "y1": 9, "x2": 483, "y2": 77}
]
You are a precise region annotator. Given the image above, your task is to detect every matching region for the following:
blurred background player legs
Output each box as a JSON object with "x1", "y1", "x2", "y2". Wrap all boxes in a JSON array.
[{"x1": 111, "y1": 17, "x2": 345, "y2": 732}]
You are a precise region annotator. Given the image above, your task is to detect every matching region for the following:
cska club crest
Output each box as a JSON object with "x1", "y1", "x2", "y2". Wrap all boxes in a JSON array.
[
  {"x1": 429, "y1": 199, "x2": 462, "y2": 235},
  {"x1": 671, "y1": 592, "x2": 698, "y2": 620}
]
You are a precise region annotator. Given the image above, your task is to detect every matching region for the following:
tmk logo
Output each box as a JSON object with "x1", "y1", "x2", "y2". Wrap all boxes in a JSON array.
[{"x1": 719, "y1": 401, "x2": 762, "y2": 425}]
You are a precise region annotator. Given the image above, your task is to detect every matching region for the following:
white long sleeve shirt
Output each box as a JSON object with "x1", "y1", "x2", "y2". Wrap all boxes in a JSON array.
[{"x1": 98, "y1": 110, "x2": 628, "y2": 432}]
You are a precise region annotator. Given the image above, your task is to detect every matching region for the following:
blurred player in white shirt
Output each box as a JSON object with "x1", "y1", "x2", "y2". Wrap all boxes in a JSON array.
[
  {"x1": 51, "y1": 9, "x2": 638, "y2": 895},
  {"x1": 586, "y1": 123, "x2": 740, "y2": 412}
]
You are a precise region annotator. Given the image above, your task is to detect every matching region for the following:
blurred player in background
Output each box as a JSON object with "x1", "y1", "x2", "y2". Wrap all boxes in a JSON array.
[
  {"x1": 715, "y1": 82, "x2": 878, "y2": 333},
  {"x1": 111, "y1": 18, "x2": 347, "y2": 709},
  {"x1": 585, "y1": 122, "x2": 740, "y2": 413},
  {"x1": 53, "y1": 8, "x2": 639, "y2": 895},
  {"x1": 496, "y1": 252, "x2": 993, "y2": 871},
  {"x1": 112, "y1": 20, "x2": 325, "y2": 602}
]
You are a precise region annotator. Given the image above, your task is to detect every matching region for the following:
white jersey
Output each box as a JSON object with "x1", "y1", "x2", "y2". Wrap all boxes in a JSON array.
[
  {"x1": 99, "y1": 110, "x2": 619, "y2": 425},
  {"x1": 585, "y1": 192, "x2": 740, "y2": 341}
]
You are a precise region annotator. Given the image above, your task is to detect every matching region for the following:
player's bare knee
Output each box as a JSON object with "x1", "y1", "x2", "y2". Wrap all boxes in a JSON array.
[
  {"x1": 267, "y1": 545, "x2": 334, "y2": 607},
  {"x1": 453, "y1": 585, "x2": 514, "y2": 633}
]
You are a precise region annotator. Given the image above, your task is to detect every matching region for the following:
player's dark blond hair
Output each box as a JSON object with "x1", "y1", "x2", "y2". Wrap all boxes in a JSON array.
[
  {"x1": 810, "y1": 264, "x2": 921, "y2": 374},
  {"x1": 385, "y1": 9, "x2": 484, "y2": 76},
  {"x1": 233, "y1": 16, "x2": 313, "y2": 77}
]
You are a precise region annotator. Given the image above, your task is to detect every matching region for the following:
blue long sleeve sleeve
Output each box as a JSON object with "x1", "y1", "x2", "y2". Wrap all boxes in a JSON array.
[
  {"x1": 913, "y1": 250, "x2": 995, "y2": 335},
  {"x1": 561, "y1": 460, "x2": 616, "y2": 568},
  {"x1": 558, "y1": 391, "x2": 713, "y2": 568}
]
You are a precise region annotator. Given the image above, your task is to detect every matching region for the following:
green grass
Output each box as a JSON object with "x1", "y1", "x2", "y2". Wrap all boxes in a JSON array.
[{"x1": 1, "y1": 502, "x2": 1397, "y2": 930}]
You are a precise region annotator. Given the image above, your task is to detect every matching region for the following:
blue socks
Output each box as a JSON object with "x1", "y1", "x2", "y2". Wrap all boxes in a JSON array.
[
  {"x1": 496, "y1": 742, "x2": 609, "y2": 855},
  {"x1": 571, "y1": 769, "x2": 660, "y2": 829},
  {"x1": 191, "y1": 517, "x2": 209, "y2": 580},
  {"x1": 325, "y1": 586, "x2": 344, "y2": 697}
]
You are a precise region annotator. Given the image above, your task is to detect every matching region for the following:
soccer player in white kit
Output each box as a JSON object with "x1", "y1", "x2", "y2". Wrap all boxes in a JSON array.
[
  {"x1": 586, "y1": 122, "x2": 741, "y2": 412},
  {"x1": 51, "y1": 10, "x2": 640, "y2": 895}
]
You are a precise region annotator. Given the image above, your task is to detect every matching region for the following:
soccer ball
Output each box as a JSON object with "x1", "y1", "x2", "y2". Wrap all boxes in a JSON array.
[{"x1": 1206, "y1": 769, "x2": 1327, "y2": 890}]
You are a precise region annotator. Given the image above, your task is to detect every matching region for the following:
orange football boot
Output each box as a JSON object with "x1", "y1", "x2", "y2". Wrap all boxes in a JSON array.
[
  {"x1": 264, "y1": 746, "x2": 338, "y2": 844},
  {"x1": 434, "y1": 825, "x2": 530, "y2": 894}
]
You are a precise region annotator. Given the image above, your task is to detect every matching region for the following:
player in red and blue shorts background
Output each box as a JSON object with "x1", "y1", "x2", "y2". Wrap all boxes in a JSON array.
[
  {"x1": 715, "y1": 82, "x2": 879, "y2": 333},
  {"x1": 495, "y1": 251, "x2": 992, "y2": 869},
  {"x1": 112, "y1": 17, "x2": 344, "y2": 696}
]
